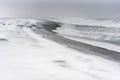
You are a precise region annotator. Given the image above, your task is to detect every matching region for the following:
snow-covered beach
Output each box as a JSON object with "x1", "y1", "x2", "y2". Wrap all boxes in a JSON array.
[{"x1": 0, "y1": 18, "x2": 120, "y2": 80}]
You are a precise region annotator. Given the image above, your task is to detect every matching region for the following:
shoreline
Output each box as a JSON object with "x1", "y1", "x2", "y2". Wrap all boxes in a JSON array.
[{"x1": 32, "y1": 22, "x2": 120, "y2": 62}]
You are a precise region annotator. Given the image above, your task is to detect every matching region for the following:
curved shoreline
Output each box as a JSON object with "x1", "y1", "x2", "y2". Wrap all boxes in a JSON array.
[{"x1": 32, "y1": 22, "x2": 120, "y2": 62}]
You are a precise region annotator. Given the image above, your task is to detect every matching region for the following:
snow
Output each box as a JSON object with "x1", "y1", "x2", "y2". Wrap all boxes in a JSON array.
[{"x1": 0, "y1": 18, "x2": 120, "y2": 80}]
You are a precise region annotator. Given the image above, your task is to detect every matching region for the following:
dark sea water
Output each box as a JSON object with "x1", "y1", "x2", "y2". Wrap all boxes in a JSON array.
[{"x1": 72, "y1": 25, "x2": 120, "y2": 44}]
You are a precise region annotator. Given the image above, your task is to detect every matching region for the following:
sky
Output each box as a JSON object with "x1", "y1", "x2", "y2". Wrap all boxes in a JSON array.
[
  {"x1": 0, "y1": 0, "x2": 119, "y2": 4},
  {"x1": 0, "y1": 0, "x2": 120, "y2": 19}
]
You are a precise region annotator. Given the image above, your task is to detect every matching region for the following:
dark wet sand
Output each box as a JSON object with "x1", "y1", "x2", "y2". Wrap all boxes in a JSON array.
[{"x1": 32, "y1": 22, "x2": 120, "y2": 62}]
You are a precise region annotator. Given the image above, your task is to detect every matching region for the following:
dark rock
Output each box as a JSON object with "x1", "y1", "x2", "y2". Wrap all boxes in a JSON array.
[
  {"x1": 0, "y1": 38, "x2": 8, "y2": 41},
  {"x1": 41, "y1": 21, "x2": 62, "y2": 32}
]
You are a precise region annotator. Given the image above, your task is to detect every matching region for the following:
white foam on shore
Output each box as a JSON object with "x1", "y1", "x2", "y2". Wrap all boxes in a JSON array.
[
  {"x1": 60, "y1": 34, "x2": 120, "y2": 53},
  {"x1": 51, "y1": 18, "x2": 120, "y2": 52},
  {"x1": 50, "y1": 18, "x2": 120, "y2": 27}
]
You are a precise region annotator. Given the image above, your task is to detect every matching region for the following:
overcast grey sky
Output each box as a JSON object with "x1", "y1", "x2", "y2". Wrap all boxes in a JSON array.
[
  {"x1": 0, "y1": 0, "x2": 120, "y2": 19},
  {"x1": 0, "y1": 0, "x2": 119, "y2": 4}
]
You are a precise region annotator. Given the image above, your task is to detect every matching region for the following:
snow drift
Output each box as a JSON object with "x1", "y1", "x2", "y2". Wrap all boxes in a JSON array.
[{"x1": 0, "y1": 18, "x2": 120, "y2": 80}]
